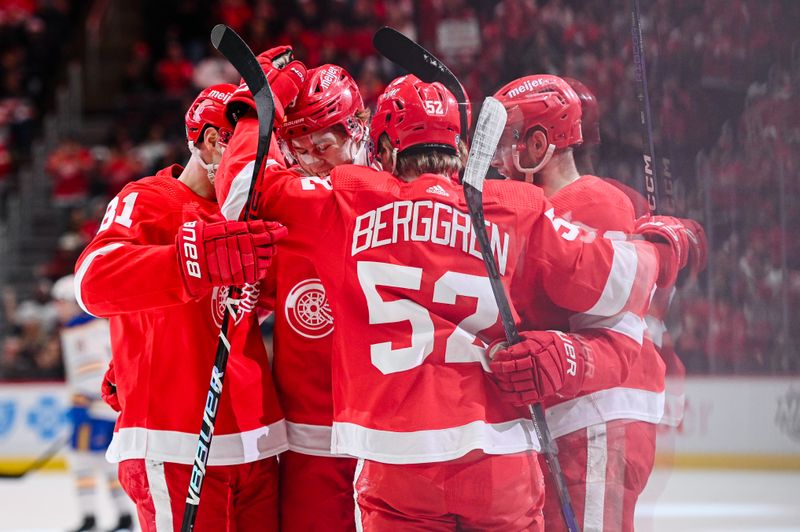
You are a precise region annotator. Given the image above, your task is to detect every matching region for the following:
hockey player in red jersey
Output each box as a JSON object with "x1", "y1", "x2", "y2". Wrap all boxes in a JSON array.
[
  {"x1": 489, "y1": 74, "x2": 694, "y2": 531},
  {"x1": 562, "y1": 76, "x2": 601, "y2": 177},
  {"x1": 261, "y1": 60, "x2": 369, "y2": 531},
  {"x1": 74, "y1": 84, "x2": 288, "y2": 532},
  {"x1": 215, "y1": 53, "x2": 671, "y2": 527},
  {"x1": 566, "y1": 76, "x2": 708, "y2": 431}
]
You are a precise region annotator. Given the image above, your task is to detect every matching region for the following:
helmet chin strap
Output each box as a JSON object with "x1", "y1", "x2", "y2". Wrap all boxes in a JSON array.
[
  {"x1": 351, "y1": 137, "x2": 372, "y2": 168},
  {"x1": 512, "y1": 143, "x2": 555, "y2": 183},
  {"x1": 389, "y1": 147, "x2": 398, "y2": 175},
  {"x1": 187, "y1": 141, "x2": 220, "y2": 184}
]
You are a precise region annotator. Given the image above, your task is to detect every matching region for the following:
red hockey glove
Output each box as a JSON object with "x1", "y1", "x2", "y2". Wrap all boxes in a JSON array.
[
  {"x1": 487, "y1": 330, "x2": 586, "y2": 407},
  {"x1": 176, "y1": 219, "x2": 287, "y2": 298},
  {"x1": 226, "y1": 46, "x2": 307, "y2": 124},
  {"x1": 101, "y1": 361, "x2": 120, "y2": 413},
  {"x1": 682, "y1": 218, "x2": 708, "y2": 277},
  {"x1": 634, "y1": 215, "x2": 689, "y2": 288}
]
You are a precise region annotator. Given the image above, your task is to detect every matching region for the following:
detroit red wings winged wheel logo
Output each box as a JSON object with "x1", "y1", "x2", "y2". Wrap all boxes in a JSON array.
[
  {"x1": 211, "y1": 283, "x2": 260, "y2": 327},
  {"x1": 285, "y1": 278, "x2": 334, "y2": 339}
]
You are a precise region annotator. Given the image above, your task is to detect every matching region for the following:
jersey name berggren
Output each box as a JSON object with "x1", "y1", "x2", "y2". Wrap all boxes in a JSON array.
[{"x1": 352, "y1": 200, "x2": 510, "y2": 275}]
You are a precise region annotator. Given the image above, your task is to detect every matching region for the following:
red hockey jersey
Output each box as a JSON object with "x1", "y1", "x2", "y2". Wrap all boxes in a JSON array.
[
  {"x1": 75, "y1": 165, "x2": 287, "y2": 465},
  {"x1": 603, "y1": 176, "x2": 686, "y2": 427},
  {"x1": 260, "y1": 216, "x2": 339, "y2": 456},
  {"x1": 216, "y1": 117, "x2": 658, "y2": 464},
  {"x1": 519, "y1": 174, "x2": 666, "y2": 438}
]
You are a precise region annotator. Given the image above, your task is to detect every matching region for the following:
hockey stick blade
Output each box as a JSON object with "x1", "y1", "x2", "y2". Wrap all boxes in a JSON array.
[
  {"x1": 181, "y1": 26, "x2": 276, "y2": 532},
  {"x1": 462, "y1": 98, "x2": 506, "y2": 193},
  {"x1": 211, "y1": 24, "x2": 275, "y2": 222},
  {"x1": 373, "y1": 26, "x2": 469, "y2": 143},
  {"x1": 461, "y1": 97, "x2": 517, "y2": 342},
  {"x1": 462, "y1": 97, "x2": 581, "y2": 532}
]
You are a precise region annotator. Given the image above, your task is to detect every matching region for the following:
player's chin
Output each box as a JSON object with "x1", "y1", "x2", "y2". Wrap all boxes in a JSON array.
[
  {"x1": 312, "y1": 165, "x2": 334, "y2": 176},
  {"x1": 493, "y1": 165, "x2": 515, "y2": 181}
]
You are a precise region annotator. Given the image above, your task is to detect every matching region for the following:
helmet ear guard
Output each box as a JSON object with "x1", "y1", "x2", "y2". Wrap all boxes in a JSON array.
[
  {"x1": 185, "y1": 84, "x2": 237, "y2": 182},
  {"x1": 512, "y1": 143, "x2": 555, "y2": 182},
  {"x1": 506, "y1": 124, "x2": 555, "y2": 182},
  {"x1": 185, "y1": 83, "x2": 236, "y2": 146}
]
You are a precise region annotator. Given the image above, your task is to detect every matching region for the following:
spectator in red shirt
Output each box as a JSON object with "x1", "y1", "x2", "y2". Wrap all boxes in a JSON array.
[
  {"x1": 215, "y1": 0, "x2": 252, "y2": 34},
  {"x1": 101, "y1": 138, "x2": 143, "y2": 197},
  {"x1": 155, "y1": 40, "x2": 193, "y2": 98},
  {"x1": 46, "y1": 138, "x2": 94, "y2": 207}
]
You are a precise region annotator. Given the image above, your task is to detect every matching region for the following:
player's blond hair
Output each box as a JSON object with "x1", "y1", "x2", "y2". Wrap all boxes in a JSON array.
[{"x1": 379, "y1": 134, "x2": 468, "y2": 180}]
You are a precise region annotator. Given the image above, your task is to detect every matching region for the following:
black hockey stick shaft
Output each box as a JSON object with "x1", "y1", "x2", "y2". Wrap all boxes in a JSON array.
[
  {"x1": 463, "y1": 186, "x2": 579, "y2": 532},
  {"x1": 463, "y1": 98, "x2": 580, "y2": 532},
  {"x1": 181, "y1": 24, "x2": 275, "y2": 532},
  {"x1": 0, "y1": 434, "x2": 69, "y2": 479},
  {"x1": 373, "y1": 27, "x2": 470, "y2": 144},
  {"x1": 631, "y1": 0, "x2": 670, "y2": 215}
]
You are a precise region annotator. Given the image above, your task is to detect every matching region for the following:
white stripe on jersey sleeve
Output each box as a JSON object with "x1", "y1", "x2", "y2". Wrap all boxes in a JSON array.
[
  {"x1": 219, "y1": 159, "x2": 280, "y2": 221},
  {"x1": 584, "y1": 240, "x2": 639, "y2": 317},
  {"x1": 544, "y1": 387, "x2": 665, "y2": 439},
  {"x1": 645, "y1": 315, "x2": 667, "y2": 348},
  {"x1": 569, "y1": 311, "x2": 646, "y2": 345},
  {"x1": 74, "y1": 242, "x2": 124, "y2": 316}
]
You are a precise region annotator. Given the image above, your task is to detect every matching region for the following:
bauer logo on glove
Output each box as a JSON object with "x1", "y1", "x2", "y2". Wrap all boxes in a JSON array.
[
  {"x1": 180, "y1": 221, "x2": 202, "y2": 279},
  {"x1": 176, "y1": 218, "x2": 287, "y2": 298},
  {"x1": 486, "y1": 330, "x2": 586, "y2": 406}
]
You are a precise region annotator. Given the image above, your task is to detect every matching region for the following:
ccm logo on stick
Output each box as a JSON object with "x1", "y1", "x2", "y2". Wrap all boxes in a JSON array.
[{"x1": 181, "y1": 221, "x2": 202, "y2": 278}]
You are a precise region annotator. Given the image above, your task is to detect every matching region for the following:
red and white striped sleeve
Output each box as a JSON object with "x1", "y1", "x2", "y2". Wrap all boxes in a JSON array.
[{"x1": 74, "y1": 181, "x2": 194, "y2": 317}]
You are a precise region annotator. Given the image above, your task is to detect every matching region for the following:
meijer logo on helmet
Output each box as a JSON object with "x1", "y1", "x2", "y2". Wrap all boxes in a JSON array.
[
  {"x1": 320, "y1": 67, "x2": 338, "y2": 90},
  {"x1": 507, "y1": 78, "x2": 548, "y2": 98},
  {"x1": 207, "y1": 89, "x2": 232, "y2": 103}
]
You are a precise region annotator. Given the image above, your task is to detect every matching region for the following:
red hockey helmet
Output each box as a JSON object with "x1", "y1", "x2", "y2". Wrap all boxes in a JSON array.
[
  {"x1": 278, "y1": 64, "x2": 365, "y2": 141},
  {"x1": 370, "y1": 74, "x2": 462, "y2": 155},
  {"x1": 493, "y1": 74, "x2": 582, "y2": 150},
  {"x1": 185, "y1": 83, "x2": 236, "y2": 146},
  {"x1": 563, "y1": 77, "x2": 600, "y2": 146}
]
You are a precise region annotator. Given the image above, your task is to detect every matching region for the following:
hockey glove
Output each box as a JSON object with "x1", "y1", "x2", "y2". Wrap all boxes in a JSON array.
[
  {"x1": 487, "y1": 330, "x2": 586, "y2": 406},
  {"x1": 634, "y1": 215, "x2": 689, "y2": 288},
  {"x1": 101, "y1": 361, "x2": 121, "y2": 413},
  {"x1": 226, "y1": 45, "x2": 307, "y2": 124},
  {"x1": 682, "y1": 218, "x2": 708, "y2": 277},
  {"x1": 176, "y1": 219, "x2": 287, "y2": 298}
]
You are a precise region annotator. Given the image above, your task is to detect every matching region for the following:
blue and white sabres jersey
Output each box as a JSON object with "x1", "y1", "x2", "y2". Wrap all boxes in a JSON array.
[{"x1": 61, "y1": 314, "x2": 117, "y2": 421}]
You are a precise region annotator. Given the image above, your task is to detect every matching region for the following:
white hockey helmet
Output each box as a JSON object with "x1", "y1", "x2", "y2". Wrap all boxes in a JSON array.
[{"x1": 51, "y1": 275, "x2": 77, "y2": 303}]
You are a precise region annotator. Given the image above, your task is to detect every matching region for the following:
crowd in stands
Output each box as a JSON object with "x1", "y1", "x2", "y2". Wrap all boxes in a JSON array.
[
  {"x1": 0, "y1": 0, "x2": 78, "y2": 213},
  {"x1": 1, "y1": 0, "x2": 798, "y2": 380}
]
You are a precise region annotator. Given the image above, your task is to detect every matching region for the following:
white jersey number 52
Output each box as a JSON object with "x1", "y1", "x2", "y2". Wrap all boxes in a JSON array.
[{"x1": 357, "y1": 261, "x2": 498, "y2": 374}]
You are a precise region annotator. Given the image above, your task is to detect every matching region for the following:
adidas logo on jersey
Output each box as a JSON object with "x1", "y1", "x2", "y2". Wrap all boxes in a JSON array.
[{"x1": 426, "y1": 184, "x2": 449, "y2": 198}]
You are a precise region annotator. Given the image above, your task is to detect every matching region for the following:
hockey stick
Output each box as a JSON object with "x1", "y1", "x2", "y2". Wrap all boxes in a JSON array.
[
  {"x1": 180, "y1": 24, "x2": 275, "y2": 532},
  {"x1": 462, "y1": 98, "x2": 580, "y2": 532},
  {"x1": 373, "y1": 26, "x2": 470, "y2": 144},
  {"x1": 630, "y1": 0, "x2": 674, "y2": 215},
  {"x1": 0, "y1": 434, "x2": 69, "y2": 479}
]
